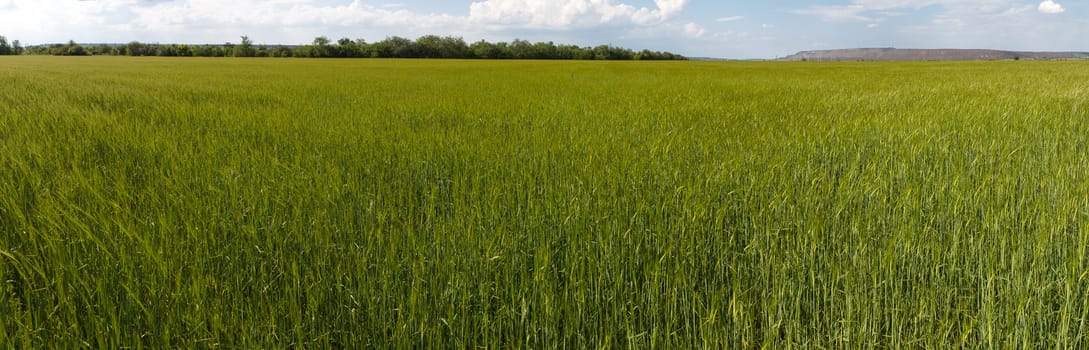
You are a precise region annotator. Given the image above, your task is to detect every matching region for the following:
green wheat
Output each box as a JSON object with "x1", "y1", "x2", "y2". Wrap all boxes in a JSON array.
[{"x1": 1, "y1": 56, "x2": 1088, "y2": 348}]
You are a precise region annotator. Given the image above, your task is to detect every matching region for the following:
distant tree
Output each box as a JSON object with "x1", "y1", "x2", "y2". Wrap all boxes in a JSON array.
[
  {"x1": 382, "y1": 36, "x2": 415, "y2": 58},
  {"x1": 353, "y1": 39, "x2": 374, "y2": 57},
  {"x1": 209, "y1": 46, "x2": 225, "y2": 57},
  {"x1": 188, "y1": 44, "x2": 205, "y2": 56},
  {"x1": 368, "y1": 39, "x2": 391, "y2": 58},
  {"x1": 414, "y1": 35, "x2": 445, "y2": 58},
  {"x1": 197, "y1": 45, "x2": 218, "y2": 57},
  {"x1": 0, "y1": 36, "x2": 10, "y2": 55},
  {"x1": 441, "y1": 36, "x2": 470, "y2": 58},
  {"x1": 176, "y1": 44, "x2": 193, "y2": 57},
  {"x1": 91, "y1": 44, "x2": 112, "y2": 56},
  {"x1": 569, "y1": 45, "x2": 595, "y2": 60},
  {"x1": 268, "y1": 45, "x2": 294, "y2": 58},
  {"x1": 557, "y1": 44, "x2": 587, "y2": 59},
  {"x1": 12, "y1": 34, "x2": 685, "y2": 60},
  {"x1": 223, "y1": 41, "x2": 236, "y2": 56},
  {"x1": 470, "y1": 40, "x2": 502, "y2": 59},
  {"x1": 590, "y1": 45, "x2": 633, "y2": 60},
  {"x1": 333, "y1": 37, "x2": 360, "y2": 57},
  {"x1": 63, "y1": 40, "x2": 87, "y2": 56},
  {"x1": 311, "y1": 36, "x2": 331, "y2": 57},
  {"x1": 508, "y1": 39, "x2": 532, "y2": 59},
  {"x1": 155, "y1": 45, "x2": 177, "y2": 56},
  {"x1": 415, "y1": 36, "x2": 470, "y2": 58},
  {"x1": 532, "y1": 41, "x2": 558, "y2": 59},
  {"x1": 235, "y1": 35, "x2": 256, "y2": 57},
  {"x1": 592, "y1": 45, "x2": 609, "y2": 60},
  {"x1": 125, "y1": 41, "x2": 147, "y2": 56}
]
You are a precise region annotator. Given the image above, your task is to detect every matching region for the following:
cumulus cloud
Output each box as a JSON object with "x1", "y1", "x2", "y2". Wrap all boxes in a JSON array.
[
  {"x1": 128, "y1": 0, "x2": 458, "y2": 30},
  {"x1": 467, "y1": 0, "x2": 688, "y2": 28},
  {"x1": 0, "y1": 0, "x2": 700, "y2": 49},
  {"x1": 101, "y1": 0, "x2": 692, "y2": 36},
  {"x1": 0, "y1": 0, "x2": 154, "y2": 42},
  {"x1": 1038, "y1": 1, "x2": 1064, "y2": 14},
  {"x1": 682, "y1": 22, "x2": 706, "y2": 37},
  {"x1": 0, "y1": 0, "x2": 475, "y2": 45}
]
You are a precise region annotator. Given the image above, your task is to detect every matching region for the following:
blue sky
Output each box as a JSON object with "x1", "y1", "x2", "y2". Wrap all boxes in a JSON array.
[{"x1": 0, "y1": 0, "x2": 1084, "y2": 58}]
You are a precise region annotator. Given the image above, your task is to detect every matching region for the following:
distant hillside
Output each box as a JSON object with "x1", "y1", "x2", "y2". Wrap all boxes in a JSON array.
[{"x1": 781, "y1": 48, "x2": 1089, "y2": 61}]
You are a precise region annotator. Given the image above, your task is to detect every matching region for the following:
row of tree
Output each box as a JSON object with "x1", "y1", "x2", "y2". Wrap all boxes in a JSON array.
[
  {"x1": 5, "y1": 35, "x2": 684, "y2": 60},
  {"x1": 0, "y1": 36, "x2": 25, "y2": 55}
]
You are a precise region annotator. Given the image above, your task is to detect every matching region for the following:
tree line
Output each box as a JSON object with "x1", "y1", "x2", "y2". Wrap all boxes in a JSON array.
[
  {"x1": 1, "y1": 35, "x2": 685, "y2": 60},
  {"x1": 0, "y1": 36, "x2": 24, "y2": 55}
]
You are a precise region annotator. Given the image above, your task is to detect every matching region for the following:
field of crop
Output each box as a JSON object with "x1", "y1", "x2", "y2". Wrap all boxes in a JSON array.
[{"x1": 2, "y1": 56, "x2": 1089, "y2": 347}]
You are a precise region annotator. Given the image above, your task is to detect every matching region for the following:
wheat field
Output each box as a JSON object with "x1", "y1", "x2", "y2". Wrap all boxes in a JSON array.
[{"x1": 2, "y1": 56, "x2": 1089, "y2": 347}]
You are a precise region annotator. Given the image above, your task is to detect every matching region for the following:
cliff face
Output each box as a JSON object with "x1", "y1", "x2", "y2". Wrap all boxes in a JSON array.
[{"x1": 781, "y1": 48, "x2": 1089, "y2": 61}]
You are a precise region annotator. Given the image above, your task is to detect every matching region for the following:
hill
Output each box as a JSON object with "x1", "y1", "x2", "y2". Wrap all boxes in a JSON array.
[{"x1": 781, "y1": 48, "x2": 1089, "y2": 61}]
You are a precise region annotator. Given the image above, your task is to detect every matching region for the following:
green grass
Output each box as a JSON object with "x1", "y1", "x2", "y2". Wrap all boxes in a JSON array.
[{"x1": 2, "y1": 56, "x2": 1089, "y2": 348}]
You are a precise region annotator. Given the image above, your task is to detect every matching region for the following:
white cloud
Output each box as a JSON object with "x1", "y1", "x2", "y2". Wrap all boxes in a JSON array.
[
  {"x1": 0, "y1": 0, "x2": 717, "y2": 61},
  {"x1": 1038, "y1": 1, "x2": 1064, "y2": 14},
  {"x1": 793, "y1": 5, "x2": 873, "y2": 22},
  {"x1": 0, "y1": 0, "x2": 156, "y2": 43},
  {"x1": 683, "y1": 22, "x2": 706, "y2": 37},
  {"x1": 716, "y1": 16, "x2": 744, "y2": 22},
  {"x1": 128, "y1": 0, "x2": 459, "y2": 30},
  {"x1": 623, "y1": 20, "x2": 749, "y2": 47},
  {"x1": 467, "y1": 0, "x2": 688, "y2": 28},
  {"x1": 0, "y1": 0, "x2": 469, "y2": 46},
  {"x1": 0, "y1": 0, "x2": 693, "y2": 45},
  {"x1": 795, "y1": 0, "x2": 1029, "y2": 22},
  {"x1": 867, "y1": 23, "x2": 880, "y2": 28},
  {"x1": 849, "y1": 0, "x2": 1013, "y2": 12}
]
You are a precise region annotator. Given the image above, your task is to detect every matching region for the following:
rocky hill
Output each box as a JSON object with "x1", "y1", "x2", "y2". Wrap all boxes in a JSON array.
[{"x1": 781, "y1": 48, "x2": 1089, "y2": 61}]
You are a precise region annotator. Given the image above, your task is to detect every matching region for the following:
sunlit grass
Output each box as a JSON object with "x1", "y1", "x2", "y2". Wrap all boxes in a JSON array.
[{"x1": 2, "y1": 56, "x2": 1089, "y2": 347}]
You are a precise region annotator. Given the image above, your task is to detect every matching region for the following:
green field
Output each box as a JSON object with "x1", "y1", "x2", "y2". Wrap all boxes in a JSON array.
[{"x1": 2, "y1": 56, "x2": 1089, "y2": 347}]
